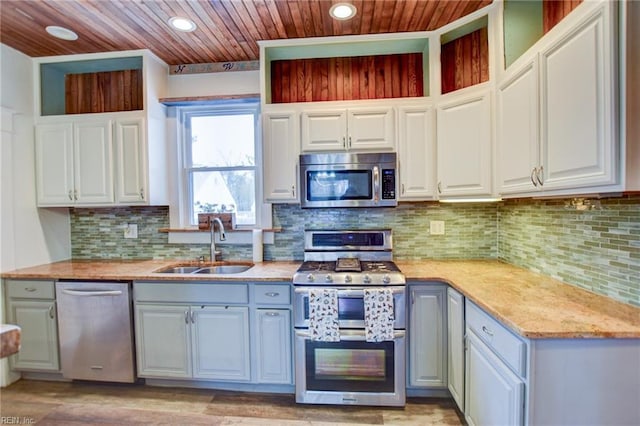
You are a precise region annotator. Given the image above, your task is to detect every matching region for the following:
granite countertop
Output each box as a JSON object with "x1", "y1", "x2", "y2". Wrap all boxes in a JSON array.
[{"x1": 2, "y1": 259, "x2": 639, "y2": 339}]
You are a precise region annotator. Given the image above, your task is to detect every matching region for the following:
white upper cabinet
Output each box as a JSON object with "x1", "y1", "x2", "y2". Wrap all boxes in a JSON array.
[
  {"x1": 437, "y1": 88, "x2": 493, "y2": 198},
  {"x1": 36, "y1": 119, "x2": 114, "y2": 206},
  {"x1": 497, "y1": 0, "x2": 619, "y2": 197},
  {"x1": 263, "y1": 110, "x2": 299, "y2": 203},
  {"x1": 497, "y1": 58, "x2": 541, "y2": 194},
  {"x1": 115, "y1": 117, "x2": 147, "y2": 204},
  {"x1": 539, "y1": 2, "x2": 616, "y2": 191},
  {"x1": 34, "y1": 50, "x2": 168, "y2": 207},
  {"x1": 398, "y1": 103, "x2": 436, "y2": 200},
  {"x1": 301, "y1": 105, "x2": 395, "y2": 152}
]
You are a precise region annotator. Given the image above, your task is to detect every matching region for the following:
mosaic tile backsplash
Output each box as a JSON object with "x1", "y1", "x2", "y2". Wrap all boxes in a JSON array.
[
  {"x1": 498, "y1": 196, "x2": 640, "y2": 306},
  {"x1": 70, "y1": 196, "x2": 640, "y2": 305}
]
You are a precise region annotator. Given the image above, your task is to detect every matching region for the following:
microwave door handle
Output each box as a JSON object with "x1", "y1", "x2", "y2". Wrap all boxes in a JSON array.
[{"x1": 373, "y1": 166, "x2": 380, "y2": 203}]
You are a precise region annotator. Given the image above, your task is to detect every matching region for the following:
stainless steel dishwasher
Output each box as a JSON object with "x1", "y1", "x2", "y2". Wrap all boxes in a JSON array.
[{"x1": 56, "y1": 281, "x2": 135, "y2": 383}]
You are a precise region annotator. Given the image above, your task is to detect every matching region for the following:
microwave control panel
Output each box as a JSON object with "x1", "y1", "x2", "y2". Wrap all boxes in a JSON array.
[{"x1": 381, "y1": 169, "x2": 396, "y2": 199}]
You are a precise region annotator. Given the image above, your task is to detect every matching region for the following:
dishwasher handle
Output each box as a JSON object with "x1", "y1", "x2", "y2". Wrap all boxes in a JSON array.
[{"x1": 61, "y1": 289, "x2": 123, "y2": 297}]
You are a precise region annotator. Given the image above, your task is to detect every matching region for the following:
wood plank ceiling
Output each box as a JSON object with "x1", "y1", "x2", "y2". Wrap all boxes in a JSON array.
[{"x1": 0, "y1": 0, "x2": 492, "y2": 65}]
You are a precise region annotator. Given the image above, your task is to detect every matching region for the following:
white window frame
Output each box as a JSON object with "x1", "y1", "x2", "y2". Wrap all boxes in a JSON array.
[{"x1": 174, "y1": 99, "x2": 269, "y2": 231}]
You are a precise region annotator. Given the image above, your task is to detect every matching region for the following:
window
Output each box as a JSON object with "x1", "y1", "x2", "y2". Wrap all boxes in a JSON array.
[{"x1": 179, "y1": 100, "x2": 260, "y2": 227}]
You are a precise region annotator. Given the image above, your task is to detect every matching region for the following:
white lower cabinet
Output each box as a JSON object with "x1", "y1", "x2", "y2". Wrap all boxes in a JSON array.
[
  {"x1": 192, "y1": 306, "x2": 250, "y2": 381},
  {"x1": 255, "y1": 309, "x2": 291, "y2": 384},
  {"x1": 6, "y1": 280, "x2": 60, "y2": 372},
  {"x1": 465, "y1": 329, "x2": 524, "y2": 426},
  {"x1": 135, "y1": 304, "x2": 191, "y2": 378},
  {"x1": 408, "y1": 283, "x2": 447, "y2": 389},
  {"x1": 446, "y1": 287, "x2": 465, "y2": 412},
  {"x1": 134, "y1": 282, "x2": 292, "y2": 387}
]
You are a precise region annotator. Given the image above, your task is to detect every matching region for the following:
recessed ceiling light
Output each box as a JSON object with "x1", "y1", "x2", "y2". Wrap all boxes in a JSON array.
[
  {"x1": 169, "y1": 16, "x2": 196, "y2": 32},
  {"x1": 329, "y1": 3, "x2": 357, "y2": 20},
  {"x1": 45, "y1": 25, "x2": 78, "y2": 41}
]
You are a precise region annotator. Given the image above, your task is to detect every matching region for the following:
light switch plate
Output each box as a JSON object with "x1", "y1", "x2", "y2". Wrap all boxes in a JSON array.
[
  {"x1": 124, "y1": 224, "x2": 138, "y2": 239},
  {"x1": 430, "y1": 220, "x2": 445, "y2": 235}
]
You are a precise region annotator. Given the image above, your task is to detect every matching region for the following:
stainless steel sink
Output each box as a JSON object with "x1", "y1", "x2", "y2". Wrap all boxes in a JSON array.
[
  {"x1": 154, "y1": 263, "x2": 253, "y2": 274},
  {"x1": 193, "y1": 265, "x2": 253, "y2": 274},
  {"x1": 156, "y1": 266, "x2": 202, "y2": 274}
]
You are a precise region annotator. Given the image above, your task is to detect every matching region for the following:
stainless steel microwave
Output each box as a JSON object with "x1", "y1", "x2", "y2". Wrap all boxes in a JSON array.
[{"x1": 299, "y1": 152, "x2": 397, "y2": 208}]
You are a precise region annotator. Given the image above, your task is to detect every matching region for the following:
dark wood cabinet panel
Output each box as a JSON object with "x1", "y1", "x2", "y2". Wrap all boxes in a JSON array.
[
  {"x1": 441, "y1": 27, "x2": 489, "y2": 94},
  {"x1": 65, "y1": 69, "x2": 143, "y2": 114},
  {"x1": 271, "y1": 53, "x2": 424, "y2": 103}
]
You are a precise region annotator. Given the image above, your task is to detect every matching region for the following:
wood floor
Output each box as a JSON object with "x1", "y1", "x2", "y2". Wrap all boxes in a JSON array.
[{"x1": 1, "y1": 379, "x2": 466, "y2": 425}]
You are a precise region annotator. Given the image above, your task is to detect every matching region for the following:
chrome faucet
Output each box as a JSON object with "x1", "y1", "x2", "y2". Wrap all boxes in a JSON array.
[{"x1": 210, "y1": 217, "x2": 226, "y2": 261}]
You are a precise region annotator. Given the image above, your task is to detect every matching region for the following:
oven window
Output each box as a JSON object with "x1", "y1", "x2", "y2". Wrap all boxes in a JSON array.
[
  {"x1": 305, "y1": 340, "x2": 395, "y2": 392},
  {"x1": 307, "y1": 170, "x2": 372, "y2": 201},
  {"x1": 304, "y1": 297, "x2": 364, "y2": 321}
]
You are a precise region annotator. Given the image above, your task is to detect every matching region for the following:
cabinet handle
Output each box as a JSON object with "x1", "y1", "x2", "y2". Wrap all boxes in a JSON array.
[
  {"x1": 342, "y1": 136, "x2": 346, "y2": 148},
  {"x1": 68, "y1": 190, "x2": 74, "y2": 201},
  {"x1": 185, "y1": 310, "x2": 190, "y2": 324},
  {"x1": 437, "y1": 182, "x2": 442, "y2": 194},
  {"x1": 49, "y1": 305, "x2": 55, "y2": 319},
  {"x1": 530, "y1": 168, "x2": 538, "y2": 187},
  {"x1": 74, "y1": 189, "x2": 78, "y2": 201},
  {"x1": 24, "y1": 287, "x2": 37, "y2": 292},
  {"x1": 265, "y1": 292, "x2": 280, "y2": 297},
  {"x1": 266, "y1": 312, "x2": 280, "y2": 317},
  {"x1": 348, "y1": 136, "x2": 352, "y2": 148},
  {"x1": 481, "y1": 325, "x2": 494, "y2": 337},
  {"x1": 536, "y1": 166, "x2": 544, "y2": 186},
  {"x1": 140, "y1": 188, "x2": 145, "y2": 200},
  {"x1": 291, "y1": 185, "x2": 295, "y2": 197},
  {"x1": 401, "y1": 184, "x2": 405, "y2": 195},
  {"x1": 191, "y1": 311, "x2": 196, "y2": 324}
]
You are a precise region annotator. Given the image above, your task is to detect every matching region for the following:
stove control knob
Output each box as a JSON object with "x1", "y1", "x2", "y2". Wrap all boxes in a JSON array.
[
  {"x1": 363, "y1": 274, "x2": 372, "y2": 284},
  {"x1": 325, "y1": 274, "x2": 333, "y2": 283},
  {"x1": 306, "y1": 274, "x2": 315, "y2": 282},
  {"x1": 383, "y1": 275, "x2": 391, "y2": 284},
  {"x1": 344, "y1": 275, "x2": 352, "y2": 283}
]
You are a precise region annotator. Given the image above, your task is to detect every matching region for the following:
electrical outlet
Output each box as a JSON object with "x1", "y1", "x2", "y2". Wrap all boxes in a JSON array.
[
  {"x1": 430, "y1": 220, "x2": 445, "y2": 235},
  {"x1": 124, "y1": 224, "x2": 138, "y2": 239}
]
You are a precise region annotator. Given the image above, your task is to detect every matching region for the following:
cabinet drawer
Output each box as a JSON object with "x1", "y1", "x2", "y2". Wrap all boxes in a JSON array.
[
  {"x1": 466, "y1": 300, "x2": 526, "y2": 377},
  {"x1": 253, "y1": 284, "x2": 291, "y2": 305},
  {"x1": 134, "y1": 282, "x2": 248, "y2": 304},
  {"x1": 6, "y1": 280, "x2": 55, "y2": 299}
]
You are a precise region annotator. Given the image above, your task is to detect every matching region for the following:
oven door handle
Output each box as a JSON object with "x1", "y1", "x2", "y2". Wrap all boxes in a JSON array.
[
  {"x1": 295, "y1": 329, "x2": 405, "y2": 341},
  {"x1": 294, "y1": 287, "x2": 405, "y2": 297}
]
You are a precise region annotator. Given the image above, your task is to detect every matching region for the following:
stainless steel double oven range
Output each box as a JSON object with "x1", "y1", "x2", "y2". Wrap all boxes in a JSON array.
[{"x1": 293, "y1": 229, "x2": 406, "y2": 407}]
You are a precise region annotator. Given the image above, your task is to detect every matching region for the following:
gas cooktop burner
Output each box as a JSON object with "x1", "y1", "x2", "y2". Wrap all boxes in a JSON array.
[{"x1": 294, "y1": 229, "x2": 405, "y2": 286}]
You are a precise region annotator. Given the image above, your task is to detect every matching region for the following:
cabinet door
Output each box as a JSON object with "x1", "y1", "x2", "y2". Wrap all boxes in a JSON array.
[
  {"x1": 35, "y1": 123, "x2": 74, "y2": 205},
  {"x1": 398, "y1": 105, "x2": 436, "y2": 200},
  {"x1": 115, "y1": 117, "x2": 147, "y2": 204},
  {"x1": 465, "y1": 329, "x2": 524, "y2": 426},
  {"x1": 73, "y1": 120, "x2": 114, "y2": 204},
  {"x1": 263, "y1": 111, "x2": 299, "y2": 202},
  {"x1": 497, "y1": 59, "x2": 541, "y2": 194},
  {"x1": 192, "y1": 306, "x2": 250, "y2": 381},
  {"x1": 135, "y1": 304, "x2": 191, "y2": 378},
  {"x1": 347, "y1": 107, "x2": 395, "y2": 151},
  {"x1": 8, "y1": 300, "x2": 59, "y2": 371},
  {"x1": 408, "y1": 284, "x2": 447, "y2": 388},
  {"x1": 255, "y1": 309, "x2": 292, "y2": 384},
  {"x1": 447, "y1": 287, "x2": 465, "y2": 412},
  {"x1": 301, "y1": 109, "x2": 347, "y2": 151},
  {"x1": 437, "y1": 89, "x2": 493, "y2": 197},
  {"x1": 540, "y1": 3, "x2": 616, "y2": 190}
]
